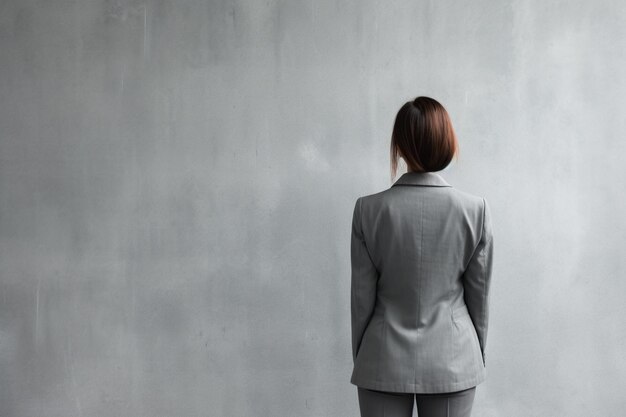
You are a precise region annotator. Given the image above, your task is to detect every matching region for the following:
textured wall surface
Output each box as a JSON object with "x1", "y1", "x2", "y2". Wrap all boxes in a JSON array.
[{"x1": 1, "y1": 1, "x2": 625, "y2": 416}]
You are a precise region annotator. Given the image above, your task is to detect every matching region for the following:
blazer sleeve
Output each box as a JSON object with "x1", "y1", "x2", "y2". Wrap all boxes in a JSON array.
[
  {"x1": 350, "y1": 197, "x2": 379, "y2": 363},
  {"x1": 462, "y1": 197, "x2": 494, "y2": 366}
]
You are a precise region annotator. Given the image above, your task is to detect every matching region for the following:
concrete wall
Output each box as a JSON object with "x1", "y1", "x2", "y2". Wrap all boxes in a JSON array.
[{"x1": 1, "y1": 1, "x2": 625, "y2": 415}]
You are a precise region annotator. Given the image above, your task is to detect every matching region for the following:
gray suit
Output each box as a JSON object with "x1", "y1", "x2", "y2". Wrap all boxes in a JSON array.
[{"x1": 350, "y1": 171, "x2": 494, "y2": 394}]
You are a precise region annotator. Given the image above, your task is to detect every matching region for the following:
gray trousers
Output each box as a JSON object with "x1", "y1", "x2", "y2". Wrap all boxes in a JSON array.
[{"x1": 357, "y1": 386, "x2": 476, "y2": 417}]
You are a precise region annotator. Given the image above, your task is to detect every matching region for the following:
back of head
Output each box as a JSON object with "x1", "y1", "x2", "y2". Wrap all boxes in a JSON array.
[{"x1": 390, "y1": 96, "x2": 459, "y2": 179}]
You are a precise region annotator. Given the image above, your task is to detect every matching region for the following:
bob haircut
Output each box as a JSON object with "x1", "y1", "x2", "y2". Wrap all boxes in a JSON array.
[{"x1": 390, "y1": 96, "x2": 459, "y2": 179}]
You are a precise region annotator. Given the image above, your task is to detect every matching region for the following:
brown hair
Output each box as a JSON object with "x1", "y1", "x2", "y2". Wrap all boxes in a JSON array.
[{"x1": 390, "y1": 96, "x2": 459, "y2": 180}]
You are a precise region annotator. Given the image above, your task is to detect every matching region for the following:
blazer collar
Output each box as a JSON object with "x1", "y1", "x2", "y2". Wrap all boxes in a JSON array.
[{"x1": 392, "y1": 171, "x2": 452, "y2": 188}]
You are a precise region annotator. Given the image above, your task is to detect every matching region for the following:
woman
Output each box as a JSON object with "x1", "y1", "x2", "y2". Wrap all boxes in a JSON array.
[{"x1": 350, "y1": 96, "x2": 494, "y2": 417}]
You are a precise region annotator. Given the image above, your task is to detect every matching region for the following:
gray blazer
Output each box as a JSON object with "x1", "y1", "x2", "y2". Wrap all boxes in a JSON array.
[{"x1": 350, "y1": 171, "x2": 494, "y2": 394}]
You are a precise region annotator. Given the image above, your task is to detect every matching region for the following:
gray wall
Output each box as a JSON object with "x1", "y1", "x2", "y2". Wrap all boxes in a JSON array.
[{"x1": 1, "y1": 0, "x2": 625, "y2": 416}]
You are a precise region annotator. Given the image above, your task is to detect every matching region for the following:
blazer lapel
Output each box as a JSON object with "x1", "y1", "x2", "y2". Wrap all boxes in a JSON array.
[{"x1": 391, "y1": 171, "x2": 452, "y2": 188}]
